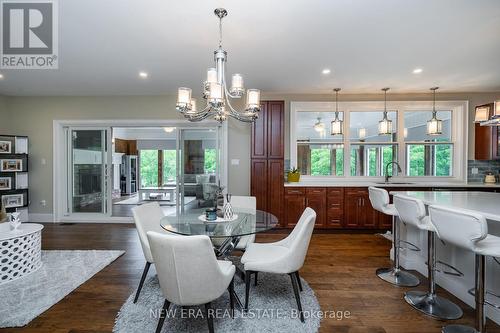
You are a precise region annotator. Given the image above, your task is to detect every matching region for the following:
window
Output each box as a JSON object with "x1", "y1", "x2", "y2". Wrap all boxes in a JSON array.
[
  {"x1": 204, "y1": 148, "x2": 216, "y2": 174},
  {"x1": 139, "y1": 150, "x2": 159, "y2": 187},
  {"x1": 404, "y1": 111, "x2": 452, "y2": 176},
  {"x1": 162, "y1": 150, "x2": 176, "y2": 184},
  {"x1": 297, "y1": 144, "x2": 344, "y2": 176},
  {"x1": 295, "y1": 111, "x2": 344, "y2": 176},
  {"x1": 349, "y1": 111, "x2": 398, "y2": 176},
  {"x1": 290, "y1": 101, "x2": 467, "y2": 181}
]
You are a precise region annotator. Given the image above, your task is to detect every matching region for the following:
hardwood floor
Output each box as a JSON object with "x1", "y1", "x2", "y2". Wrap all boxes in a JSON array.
[{"x1": 2, "y1": 223, "x2": 499, "y2": 333}]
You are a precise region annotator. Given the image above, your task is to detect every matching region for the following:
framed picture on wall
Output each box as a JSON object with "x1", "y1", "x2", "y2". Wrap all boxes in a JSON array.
[
  {"x1": 0, "y1": 141, "x2": 11, "y2": 154},
  {"x1": 1, "y1": 194, "x2": 23, "y2": 208},
  {"x1": 0, "y1": 177, "x2": 12, "y2": 190},
  {"x1": 0, "y1": 159, "x2": 23, "y2": 172}
]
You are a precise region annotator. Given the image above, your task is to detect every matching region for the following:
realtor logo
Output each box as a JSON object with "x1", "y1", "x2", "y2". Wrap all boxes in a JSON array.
[{"x1": 1, "y1": 0, "x2": 58, "y2": 69}]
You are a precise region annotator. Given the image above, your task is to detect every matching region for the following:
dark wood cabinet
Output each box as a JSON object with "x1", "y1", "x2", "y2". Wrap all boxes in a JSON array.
[
  {"x1": 250, "y1": 160, "x2": 268, "y2": 212},
  {"x1": 474, "y1": 104, "x2": 499, "y2": 160},
  {"x1": 251, "y1": 101, "x2": 285, "y2": 225},
  {"x1": 284, "y1": 187, "x2": 306, "y2": 227},
  {"x1": 305, "y1": 188, "x2": 326, "y2": 227},
  {"x1": 326, "y1": 188, "x2": 344, "y2": 228},
  {"x1": 251, "y1": 102, "x2": 268, "y2": 159},
  {"x1": 268, "y1": 159, "x2": 284, "y2": 226},
  {"x1": 267, "y1": 101, "x2": 285, "y2": 159},
  {"x1": 344, "y1": 188, "x2": 380, "y2": 229}
]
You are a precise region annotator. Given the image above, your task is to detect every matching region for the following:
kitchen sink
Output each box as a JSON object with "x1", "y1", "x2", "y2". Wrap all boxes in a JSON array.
[{"x1": 374, "y1": 182, "x2": 415, "y2": 185}]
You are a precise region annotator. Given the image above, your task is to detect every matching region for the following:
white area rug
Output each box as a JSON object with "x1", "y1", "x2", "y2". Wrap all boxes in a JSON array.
[
  {"x1": 114, "y1": 259, "x2": 321, "y2": 333},
  {"x1": 0, "y1": 250, "x2": 124, "y2": 328}
]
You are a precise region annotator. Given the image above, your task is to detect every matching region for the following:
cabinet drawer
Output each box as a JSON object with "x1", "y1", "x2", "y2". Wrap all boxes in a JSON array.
[
  {"x1": 327, "y1": 207, "x2": 344, "y2": 228},
  {"x1": 306, "y1": 188, "x2": 326, "y2": 196},
  {"x1": 327, "y1": 188, "x2": 344, "y2": 197},
  {"x1": 285, "y1": 187, "x2": 305, "y2": 196},
  {"x1": 345, "y1": 187, "x2": 368, "y2": 196}
]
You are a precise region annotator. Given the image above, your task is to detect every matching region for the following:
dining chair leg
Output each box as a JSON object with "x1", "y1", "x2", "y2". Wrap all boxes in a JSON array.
[
  {"x1": 205, "y1": 302, "x2": 215, "y2": 333},
  {"x1": 254, "y1": 272, "x2": 258, "y2": 286},
  {"x1": 134, "y1": 262, "x2": 151, "y2": 303},
  {"x1": 289, "y1": 272, "x2": 305, "y2": 322},
  {"x1": 295, "y1": 271, "x2": 303, "y2": 292},
  {"x1": 155, "y1": 299, "x2": 170, "y2": 333},
  {"x1": 245, "y1": 270, "x2": 253, "y2": 311},
  {"x1": 228, "y1": 277, "x2": 235, "y2": 317}
]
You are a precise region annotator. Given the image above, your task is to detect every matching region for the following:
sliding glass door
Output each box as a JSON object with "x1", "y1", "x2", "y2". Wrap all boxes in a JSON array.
[{"x1": 66, "y1": 127, "x2": 111, "y2": 218}]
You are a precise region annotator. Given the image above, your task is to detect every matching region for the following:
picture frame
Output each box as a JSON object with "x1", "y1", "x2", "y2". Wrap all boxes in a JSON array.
[
  {"x1": 0, "y1": 159, "x2": 23, "y2": 172},
  {"x1": 1, "y1": 194, "x2": 24, "y2": 208},
  {"x1": 0, "y1": 140, "x2": 11, "y2": 154},
  {"x1": 0, "y1": 177, "x2": 12, "y2": 190}
]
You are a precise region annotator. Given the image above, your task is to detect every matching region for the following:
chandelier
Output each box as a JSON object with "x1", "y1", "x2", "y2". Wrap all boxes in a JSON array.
[{"x1": 176, "y1": 8, "x2": 261, "y2": 123}]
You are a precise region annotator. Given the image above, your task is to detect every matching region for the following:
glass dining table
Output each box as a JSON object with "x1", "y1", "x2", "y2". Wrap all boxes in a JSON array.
[
  {"x1": 160, "y1": 208, "x2": 278, "y2": 310},
  {"x1": 160, "y1": 208, "x2": 278, "y2": 258}
]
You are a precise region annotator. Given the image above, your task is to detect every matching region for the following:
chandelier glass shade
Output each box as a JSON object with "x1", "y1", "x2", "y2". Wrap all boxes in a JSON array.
[
  {"x1": 176, "y1": 8, "x2": 261, "y2": 123},
  {"x1": 378, "y1": 88, "x2": 393, "y2": 135},
  {"x1": 426, "y1": 87, "x2": 443, "y2": 135},
  {"x1": 330, "y1": 88, "x2": 343, "y2": 136}
]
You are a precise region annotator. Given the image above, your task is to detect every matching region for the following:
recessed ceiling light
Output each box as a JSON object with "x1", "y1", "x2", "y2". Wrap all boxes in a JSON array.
[
  {"x1": 0, "y1": 74, "x2": 4, "y2": 79},
  {"x1": 139, "y1": 71, "x2": 148, "y2": 78},
  {"x1": 163, "y1": 127, "x2": 176, "y2": 133},
  {"x1": 322, "y1": 68, "x2": 331, "y2": 75},
  {"x1": 412, "y1": 68, "x2": 423, "y2": 74}
]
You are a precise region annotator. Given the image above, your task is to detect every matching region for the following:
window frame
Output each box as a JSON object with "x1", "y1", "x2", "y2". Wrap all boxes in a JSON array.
[{"x1": 290, "y1": 100, "x2": 468, "y2": 183}]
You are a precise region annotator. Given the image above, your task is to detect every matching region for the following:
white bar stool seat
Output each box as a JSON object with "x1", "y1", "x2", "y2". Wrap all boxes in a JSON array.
[
  {"x1": 429, "y1": 205, "x2": 500, "y2": 333},
  {"x1": 369, "y1": 187, "x2": 420, "y2": 287}
]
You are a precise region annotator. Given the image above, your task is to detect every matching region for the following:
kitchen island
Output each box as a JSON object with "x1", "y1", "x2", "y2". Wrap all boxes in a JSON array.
[{"x1": 390, "y1": 191, "x2": 500, "y2": 325}]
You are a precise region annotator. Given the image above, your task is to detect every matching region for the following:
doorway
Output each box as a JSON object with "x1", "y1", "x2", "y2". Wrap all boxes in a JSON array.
[{"x1": 53, "y1": 120, "x2": 227, "y2": 222}]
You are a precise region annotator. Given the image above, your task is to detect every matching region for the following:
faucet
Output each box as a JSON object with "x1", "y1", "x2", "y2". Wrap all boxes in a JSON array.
[{"x1": 385, "y1": 161, "x2": 402, "y2": 183}]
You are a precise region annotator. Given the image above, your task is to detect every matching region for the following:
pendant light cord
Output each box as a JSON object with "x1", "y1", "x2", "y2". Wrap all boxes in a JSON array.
[{"x1": 219, "y1": 17, "x2": 223, "y2": 48}]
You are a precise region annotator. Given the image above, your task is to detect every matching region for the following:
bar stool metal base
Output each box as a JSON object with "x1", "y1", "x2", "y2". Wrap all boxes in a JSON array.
[
  {"x1": 404, "y1": 290, "x2": 463, "y2": 320},
  {"x1": 376, "y1": 267, "x2": 420, "y2": 287},
  {"x1": 442, "y1": 324, "x2": 478, "y2": 333}
]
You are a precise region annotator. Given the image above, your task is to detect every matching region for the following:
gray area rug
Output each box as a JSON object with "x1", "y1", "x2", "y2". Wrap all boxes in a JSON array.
[
  {"x1": 114, "y1": 260, "x2": 321, "y2": 333},
  {"x1": 0, "y1": 250, "x2": 124, "y2": 327}
]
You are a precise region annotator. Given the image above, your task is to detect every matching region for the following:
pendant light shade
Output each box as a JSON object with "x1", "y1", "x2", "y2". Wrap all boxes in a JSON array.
[
  {"x1": 378, "y1": 88, "x2": 393, "y2": 135},
  {"x1": 427, "y1": 87, "x2": 443, "y2": 136},
  {"x1": 330, "y1": 88, "x2": 343, "y2": 135}
]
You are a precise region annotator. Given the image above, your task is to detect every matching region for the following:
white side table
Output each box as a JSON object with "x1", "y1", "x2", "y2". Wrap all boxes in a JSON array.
[{"x1": 0, "y1": 223, "x2": 44, "y2": 284}]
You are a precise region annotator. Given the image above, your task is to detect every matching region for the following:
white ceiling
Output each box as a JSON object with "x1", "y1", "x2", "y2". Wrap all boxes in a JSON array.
[{"x1": 1, "y1": 0, "x2": 500, "y2": 96}]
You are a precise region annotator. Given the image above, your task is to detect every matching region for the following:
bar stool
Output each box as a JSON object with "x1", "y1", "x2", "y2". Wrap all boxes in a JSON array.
[
  {"x1": 394, "y1": 195, "x2": 463, "y2": 320},
  {"x1": 368, "y1": 187, "x2": 420, "y2": 287},
  {"x1": 429, "y1": 204, "x2": 500, "y2": 333}
]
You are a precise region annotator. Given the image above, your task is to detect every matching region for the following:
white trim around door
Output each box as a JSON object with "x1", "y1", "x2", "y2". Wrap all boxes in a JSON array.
[{"x1": 53, "y1": 119, "x2": 228, "y2": 223}]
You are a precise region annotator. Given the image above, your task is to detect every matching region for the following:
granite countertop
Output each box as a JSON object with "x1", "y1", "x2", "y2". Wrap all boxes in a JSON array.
[{"x1": 284, "y1": 180, "x2": 500, "y2": 188}]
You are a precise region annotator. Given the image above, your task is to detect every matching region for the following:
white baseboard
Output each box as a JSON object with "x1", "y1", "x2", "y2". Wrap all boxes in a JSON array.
[{"x1": 29, "y1": 213, "x2": 55, "y2": 223}]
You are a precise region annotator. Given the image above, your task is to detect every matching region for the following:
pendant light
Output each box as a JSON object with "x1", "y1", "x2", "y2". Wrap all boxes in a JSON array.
[
  {"x1": 330, "y1": 88, "x2": 343, "y2": 135},
  {"x1": 378, "y1": 87, "x2": 392, "y2": 135},
  {"x1": 427, "y1": 87, "x2": 443, "y2": 135},
  {"x1": 314, "y1": 117, "x2": 325, "y2": 132}
]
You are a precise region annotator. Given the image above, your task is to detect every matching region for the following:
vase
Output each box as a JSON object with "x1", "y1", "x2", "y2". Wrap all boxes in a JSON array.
[{"x1": 223, "y1": 194, "x2": 234, "y2": 220}]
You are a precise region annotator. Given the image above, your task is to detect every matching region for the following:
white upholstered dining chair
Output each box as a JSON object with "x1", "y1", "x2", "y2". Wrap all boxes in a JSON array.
[
  {"x1": 131, "y1": 202, "x2": 165, "y2": 303},
  {"x1": 231, "y1": 196, "x2": 256, "y2": 251},
  {"x1": 147, "y1": 231, "x2": 236, "y2": 333},
  {"x1": 241, "y1": 207, "x2": 316, "y2": 322}
]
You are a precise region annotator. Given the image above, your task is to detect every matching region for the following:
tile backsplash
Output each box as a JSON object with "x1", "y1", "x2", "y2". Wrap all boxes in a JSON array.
[{"x1": 468, "y1": 160, "x2": 500, "y2": 183}]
